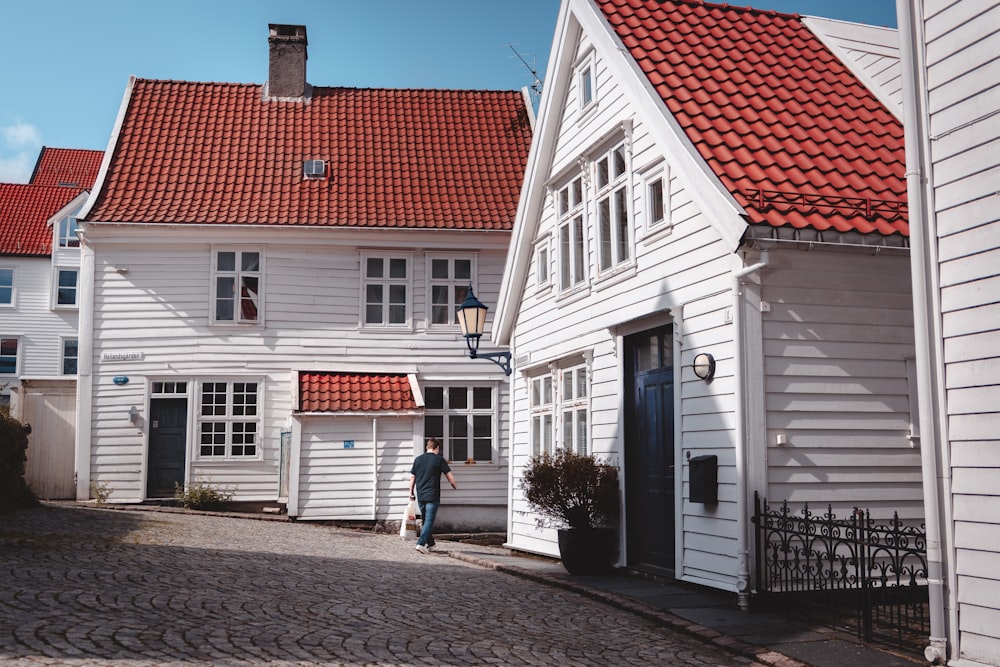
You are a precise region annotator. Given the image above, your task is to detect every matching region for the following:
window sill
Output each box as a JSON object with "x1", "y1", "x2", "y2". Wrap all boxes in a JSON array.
[
  {"x1": 554, "y1": 284, "x2": 591, "y2": 308},
  {"x1": 642, "y1": 222, "x2": 675, "y2": 245},
  {"x1": 577, "y1": 101, "x2": 599, "y2": 127},
  {"x1": 593, "y1": 263, "x2": 637, "y2": 291}
]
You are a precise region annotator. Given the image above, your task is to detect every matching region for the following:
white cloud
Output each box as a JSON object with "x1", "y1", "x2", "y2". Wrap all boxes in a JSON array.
[
  {"x1": 0, "y1": 121, "x2": 42, "y2": 183},
  {"x1": 3, "y1": 121, "x2": 42, "y2": 148}
]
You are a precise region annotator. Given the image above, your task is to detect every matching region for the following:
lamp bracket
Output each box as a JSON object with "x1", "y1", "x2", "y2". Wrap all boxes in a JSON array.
[{"x1": 470, "y1": 350, "x2": 513, "y2": 376}]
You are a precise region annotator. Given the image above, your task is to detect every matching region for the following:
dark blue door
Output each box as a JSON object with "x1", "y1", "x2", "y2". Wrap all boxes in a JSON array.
[
  {"x1": 624, "y1": 326, "x2": 675, "y2": 575},
  {"x1": 146, "y1": 397, "x2": 187, "y2": 498}
]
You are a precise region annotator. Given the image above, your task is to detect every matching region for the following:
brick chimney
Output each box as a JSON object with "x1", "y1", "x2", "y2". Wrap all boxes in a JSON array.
[{"x1": 266, "y1": 24, "x2": 308, "y2": 101}]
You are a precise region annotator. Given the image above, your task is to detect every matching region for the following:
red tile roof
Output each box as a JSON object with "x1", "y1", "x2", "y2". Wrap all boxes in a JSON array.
[
  {"x1": 29, "y1": 147, "x2": 103, "y2": 188},
  {"x1": 85, "y1": 81, "x2": 532, "y2": 230},
  {"x1": 597, "y1": 0, "x2": 907, "y2": 236},
  {"x1": 0, "y1": 184, "x2": 84, "y2": 256},
  {"x1": 299, "y1": 372, "x2": 418, "y2": 412}
]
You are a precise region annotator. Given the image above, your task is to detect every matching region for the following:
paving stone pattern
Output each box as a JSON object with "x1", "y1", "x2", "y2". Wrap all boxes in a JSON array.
[{"x1": 0, "y1": 505, "x2": 757, "y2": 666}]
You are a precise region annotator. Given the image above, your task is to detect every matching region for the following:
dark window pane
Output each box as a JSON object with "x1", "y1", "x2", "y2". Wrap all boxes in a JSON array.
[
  {"x1": 217, "y1": 252, "x2": 236, "y2": 272},
  {"x1": 424, "y1": 387, "x2": 444, "y2": 410},
  {"x1": 388, "y1": 304, "x2": 406, "y2": 324},
  {"x1": 241, "y1": 252, "x2": 260, "y2": 271},
  {"x1": 425, "y1": 415, "x2": 443, "y2": 440},
  {"x1": 449, "y1": 387, "x2": 467, "y2": 410},
  {"x1": 455, "y1": 260, "x2": 471, "y2": 280},
  {"x1": 473, "y1": 387, "x2": 491, "y2": 409},
  {"x1": 366, "y1": 257, "x2": 383, "y2": 278},
  {"x1": 431, "y1": 259, "x2": 449, "y2": 279},
  {"x1": 389, "y1": 258, "x2": 407, "y2": 278}
]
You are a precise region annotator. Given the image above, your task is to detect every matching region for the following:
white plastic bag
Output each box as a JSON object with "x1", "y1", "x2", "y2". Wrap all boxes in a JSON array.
[{"x1": 400, "y1": 499, "x2": 418, "y2": 541}]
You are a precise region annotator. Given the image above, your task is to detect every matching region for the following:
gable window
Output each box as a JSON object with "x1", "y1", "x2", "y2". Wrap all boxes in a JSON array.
[
  {"x1": 429, "y1": 257, "x2": 472, "y2": 326},
  {"x1": 213, "y1": 249, "x2": 261, "y2": 323},
  {"x1": 54, "y1": 268, "x2": 78, "y2": 307},
  {"x1": 363, "y1": 255, "x2": 410, "y2": 327},
  {"x1": 0, "y1": 337, "x2": 18, "y2": 375},
  {"x1": 644, "y1": 165, "x2": 671, "y2": 233},
  {"x1": 424, "y1": 385, "x2": 494, "y2": 463},
  {"x1": 0, "y1": 268, "x2": 13, "y2": 306},
  {"x1": 530, "y1": 374, "x2": 554, "y2": 456},
  {"x1": 61, "y1": 339, "x2": 78, "y2": 375},
  {"x1": 596, "y1": 143, "x2": 631, "y2": 271},
  {"x1": 58, "y1": 215, "x2": 81, "y2": 248},
  {"x1": 558, "y1": 176, "x2": 587, "y2": 291},
  {"x1": 535, "y1": 236, "x2": 551, "y2": 289},
  {"x1": 577, "y1": 50, "x2": 597, "y2": 113},
  {"x1": 198, "y1": 380, "x2": 259, "y2": 459},
  {"x1": 558, "y1": 364, "x2": 589, "y2": 455}
]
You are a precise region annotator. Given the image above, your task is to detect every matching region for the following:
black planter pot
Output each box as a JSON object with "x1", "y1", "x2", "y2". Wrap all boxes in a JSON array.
[{"x1": 557, "y1": 527, "x2": 617, "y2": 575}]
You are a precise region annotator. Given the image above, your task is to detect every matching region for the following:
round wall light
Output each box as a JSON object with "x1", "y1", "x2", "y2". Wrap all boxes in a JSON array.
[{"x1": 692, "y1": 352, "x2": 716, "y2": 381}]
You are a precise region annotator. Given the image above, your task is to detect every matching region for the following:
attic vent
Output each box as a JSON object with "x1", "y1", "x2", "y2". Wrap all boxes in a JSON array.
[{"x1": 303, "y1": 160, "x2": 326, "y2": 179}]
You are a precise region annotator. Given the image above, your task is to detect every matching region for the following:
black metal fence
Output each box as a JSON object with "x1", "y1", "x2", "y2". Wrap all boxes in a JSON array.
[{"x1": 752, "y1": 493, "x2": 929, "y2": 651}]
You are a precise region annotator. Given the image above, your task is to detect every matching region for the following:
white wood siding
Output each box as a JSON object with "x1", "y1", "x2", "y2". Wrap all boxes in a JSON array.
[
  {"x1": 84, "y1": 227, "x2": 511, "y2": 522},
  {"x1": 923, "y1": 0, "x2": 1000, "y2": 662},
  {"x1": 761, "y1": 250, "x2": 921, "y2": 519}
]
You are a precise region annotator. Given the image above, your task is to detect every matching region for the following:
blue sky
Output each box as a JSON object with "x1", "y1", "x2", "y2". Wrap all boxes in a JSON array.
[{"x1": 1, "y1": 0, "x2": 898, "y2": 183}]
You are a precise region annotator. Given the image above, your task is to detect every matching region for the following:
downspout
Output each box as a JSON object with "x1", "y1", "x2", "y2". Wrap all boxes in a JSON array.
[
  {"x1": 733, "y1": 249, "x2": 768, "y2": 611},
  {"x1": 74, "y1": 234, "x2": 96, "y2": 501},
  {"x1": 896, "y1": 2, "x2": 949, "y2": 662},
  {"x1": 372, "y1": 417, "x2": 378, "y2": 520}
]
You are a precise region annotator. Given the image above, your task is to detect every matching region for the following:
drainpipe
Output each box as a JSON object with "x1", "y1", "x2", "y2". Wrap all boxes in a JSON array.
[
  {"x1": 372, "y1": 417, "x2": 378, "y2": 520},
  {"x1": 896, "y1": 2, "x2": 949, "y2": 662},
  {"x1": 733, "y1": 249, "x2": 768, "y2": 611}
]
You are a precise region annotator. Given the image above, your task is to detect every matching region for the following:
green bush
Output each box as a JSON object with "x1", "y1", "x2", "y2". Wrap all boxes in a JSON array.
[
  {"x1": 0, "y1": 408, "x2": 38, "y2": 513},
  {"x1": 174, "y1": 478, "x2": 233, "y2": 511}
]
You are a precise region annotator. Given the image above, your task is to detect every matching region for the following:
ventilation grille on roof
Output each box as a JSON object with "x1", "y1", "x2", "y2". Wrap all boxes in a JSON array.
[{"x1": 303, "y1": 160, "x2": 326, "y2": 179}]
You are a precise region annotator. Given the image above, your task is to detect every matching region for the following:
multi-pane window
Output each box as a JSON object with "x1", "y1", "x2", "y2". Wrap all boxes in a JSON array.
[
  {"x1": 0, "y1": 337, "x2": 18, "y2": 375},
  {"x1": 0, "y1": 268, "x2": 12, "y2": 305},
  {"x1": 58, "y1": 215, "x2": 81, "y2": 248},
  {"x1": 214, "y1": 250, "x2": 261, "y2": 323},
  {"x1": 55, "y1": 269, "x2": 78, "y2": 307},
  {"x1": 559, "y1": 365, "x2": 589, "y2": 455},
  {"x1": 424, "y1": 385, "x2": 494, "y2": 463},
  {"x1": 62, "y1": 339, "x2": 78, "y2": 375},
  {"x1": 364, "y1": 256, "x2": 409, "y2": 326},
  {"x1": 558, "y1": 176, "x2": 587, "y2": 290},
  {"x1": 429, "y1": 258, "x2": 471, "y2": 326},
  {"x1": 530, "y1": 375, "x2": 554, "y2": 456},
  {"x1": 199, "y1": 381, "x2": 259, "y2": 458},
  {"x1": 596, "y1": 143, "x2": 631, "y2": 271}
]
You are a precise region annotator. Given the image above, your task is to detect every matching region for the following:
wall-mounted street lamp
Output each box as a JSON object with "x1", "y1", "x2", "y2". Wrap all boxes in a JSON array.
[{"x1": 456, "y1": 284, "x2": 512, "y2": 376}]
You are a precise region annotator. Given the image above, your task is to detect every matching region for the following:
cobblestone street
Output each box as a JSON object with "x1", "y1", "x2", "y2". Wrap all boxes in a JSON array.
[{"x1": 0, "y1": 504, "x2": 756, "y2": 666}]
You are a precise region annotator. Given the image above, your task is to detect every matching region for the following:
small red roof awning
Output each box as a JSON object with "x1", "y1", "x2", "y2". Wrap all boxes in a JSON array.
[{"x1": 298, "y1": 372, "x2": 418, "y2": 413}]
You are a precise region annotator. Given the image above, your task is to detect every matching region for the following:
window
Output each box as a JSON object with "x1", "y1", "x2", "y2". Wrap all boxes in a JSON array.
[
  {"x1": 558, "y1": 364, "x2": 589, "y2": 455},
  {"x1": 577, "y1": 51, "x2": 597, "y2": 112},
  {"x1": 596, "y1": 143, "x2": 631, "y2": 271},
  {"x1": 62, "y1": 339, "x2": 78, "y2": 375},
  {"x1": 198, "y1": 381, "x2": 259, "y2": 458},
  {"x1": 363, "y1": 255, "x2": 409, "y2": 326},
  {"x1": 58, "y1": 215, "x2": 81, "y2": 248},
  {"x1": 0, "y1": 337, "x2": 18, "y2": 375},
  {"x1": 55, "y1": 269, "x2": 78, "y2": 307},
  {"x1": 0, "y1": 268, "x2": 13, "y2": 305},
  {"x1": 429, "y1": 258, "x2": 471, "y2": 326},
  {"x1": 424, "y1": 385, "x2": 494, "y2": 463},
  {"x1": 213, "y1": 250, "x2": 261, "y2": 323},
  {"x1": 530, "y1": 375, "x2": 554, "y2": 456},
  {"x1": 535, "y1": 237, "x2": 551, "y2": 288},
  {"x1": 645, "y1": 166, "x2": 671, "y2": 232},
  {"x1": 558, "y1": 176, "x2": 587, "y2": 290}
]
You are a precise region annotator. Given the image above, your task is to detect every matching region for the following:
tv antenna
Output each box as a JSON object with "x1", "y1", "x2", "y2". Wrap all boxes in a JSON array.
[{"x1": 507, "y1": 44, "x2": 543, "y2": 105}]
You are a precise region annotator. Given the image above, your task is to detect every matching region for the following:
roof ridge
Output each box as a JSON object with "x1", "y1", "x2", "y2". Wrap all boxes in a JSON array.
[
  {"x1": 675, "y1": 0, "x2": 800, "y2": 20},
  {"x1": 133, "y1": 77, "x2": 524, "y2": 95}
]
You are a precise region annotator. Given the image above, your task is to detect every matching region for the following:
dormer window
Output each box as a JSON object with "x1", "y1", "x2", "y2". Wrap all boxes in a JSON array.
[{"x1": 303, "y1": 160, "x2": 327, "y2": 179}]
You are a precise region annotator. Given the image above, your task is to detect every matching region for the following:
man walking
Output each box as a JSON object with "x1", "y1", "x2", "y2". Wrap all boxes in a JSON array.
[{"x1": 409, "y1": 437, "x2": 457, "y2": 554}]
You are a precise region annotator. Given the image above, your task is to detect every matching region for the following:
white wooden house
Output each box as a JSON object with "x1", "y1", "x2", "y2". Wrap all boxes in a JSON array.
[
  {"x1": 75, "y1": 25, "x2": 532, "y2": 530},
  {"x1": 1, "y1": 147, "x2": 102, "y2": 499},
  {"x1": 899, "y1": 1, "x2": 1000, "y2": 664},
  {"x1": 495, "y1": 0, "x2": 920, "y2": 605}
]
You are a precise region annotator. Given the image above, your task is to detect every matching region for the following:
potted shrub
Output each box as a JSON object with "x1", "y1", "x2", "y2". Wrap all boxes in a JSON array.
[{"x1": 520, "y1": 448, "x2": 620, "y2": 575}]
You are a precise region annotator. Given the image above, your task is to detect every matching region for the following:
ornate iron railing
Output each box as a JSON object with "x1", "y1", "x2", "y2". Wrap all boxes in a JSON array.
[{"x1": 753, "y1": 493, "x2": 928, "y2": 650}]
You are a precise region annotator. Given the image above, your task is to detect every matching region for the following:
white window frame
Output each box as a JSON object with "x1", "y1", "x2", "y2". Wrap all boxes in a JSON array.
[
  {"x1": 576, "y1": 50, "x2": 597, "y2": 116},
  {"x1": 53, "y1": 267, "x2": 79, "y2": 309},
  {"x1": 427, "y1": 255, "x2": 476, "y2": 329},
  {"x1": 0, "y1": 336, "x2": 20, "y2": 376},
  {"x1": 534, "y1": 235, "x2": 552, "y2": 291},
  {"x1": 594, "y1": 142, "x2": 632, "y2": 273},
  {"x1": 57, "y1": 214, "x2": 82, "y2": 248},
  {"x1": 196, "y1": 379, "x2": 262, "y2": 460},
  {"x1": 643, "y1": 163, "x2": 672, "y2": 237},
  {"x1": 530, "y1": 374, "x2": 554, "y2": 456},
  {"x1": 423, "y1": 384, "x2": 497, "y2": 464},
  {"x1": 211, "y1": 247, "x2": 263, "y2": 325},
  {"x1": 557, "y1": 175, "x2": 588, "y2": 292},
  {"x1": 557, "y1": 362, "x2": 590, "y2": 456},
  {"x1": 61, "y1": 338, "x2": 78, "y2": 375},
  {"x1": 0, "y1": 267, "x2": 14, "y2": 307},
  {"x1": 361, "y1": 253, "x2": 412, "y2": 329}
]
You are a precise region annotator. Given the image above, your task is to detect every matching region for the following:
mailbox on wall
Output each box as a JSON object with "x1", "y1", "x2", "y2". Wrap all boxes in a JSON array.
[{"x1": 689, "y1": 454, "x2": 718, "y2": 504}]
